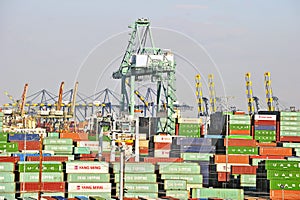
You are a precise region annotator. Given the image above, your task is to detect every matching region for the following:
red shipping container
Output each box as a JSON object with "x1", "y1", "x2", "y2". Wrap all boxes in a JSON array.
[
  {"x1": 41, "y1": 197, "x2": 57, "y2": 200},
  {"x1": 280, "y1": 136, "x2": 300, "y2": 142},
  {"x1": 79, "y1": 157, "x2": 96, "y2": 161},
  {"x1": 154, "y1": 142, "x2": 171, "y2": 150},
  {"x1": 229, "y1": 129, "x2": 251, "y2": 135},
  {"x1": 254, "y1": 120, "x2": 276, "y2": 126},
  {"x1": 270, "y1": 190, "x2": 300, "y2": 200},
  {"x1": 20, "y1": 182, "x2": 65, "y2": 192},
  {"x1": 27, "y1": 156, "x2": 69, "y2": 162},
  {"x1": 231, "y1": 165, "x2": 258, "y2": 174},
  {"x1": 259, "y1": 147, "x2": 292, "y2": 156},
  {"x1": 15, "y1": 140, "x2": 40, "y2": 151},
  {"x1": 143, "y1": 157, "x2": 183, "y2": 164},
  {"x1": 224, "y1": 138, "x2": 256, "y2": 147},
  {"x1": 0, "y1": 156, "x2": 20, "y2": 163},
  {"x1": 139, "y1": 147, "x2": 148, "y2": 154},
  {"x1": 80, "y1": 152, "x2": 97, "y2": 158},
  {"x1": 214, "y1": 155, "x2": 249, "y2": 164},
  {"x1": 217, "y1": 172, "x2": 230, "y2": 182}
]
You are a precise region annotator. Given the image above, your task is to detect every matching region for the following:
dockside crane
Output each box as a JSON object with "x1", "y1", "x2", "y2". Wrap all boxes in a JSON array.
[
  {"x1": 20, "y1": 83, "x2": 29, "y2": 127},
  {"x1": 245, "y1": 72, "x2": 261, "y2": 114},
  {"x1": 208, "y1": 74, "x2": 216, "y2": 114},
  {"x1": 195, "y1": 74, "x2": 206, "y2": 117},
  {"x1": 56, "y1": 81, "x2": 64, "y2": 116},
  {"x1": 264, "y1": 72, "x2": 275, "y2": 111},
  {"x1": 112, "y1": 18, "x2": 176, "y2": 134}
]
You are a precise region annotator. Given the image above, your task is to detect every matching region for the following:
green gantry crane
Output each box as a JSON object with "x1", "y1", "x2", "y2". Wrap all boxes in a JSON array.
[{"x1": 112, "y1": 18, "x2": 176, "y2": 134}]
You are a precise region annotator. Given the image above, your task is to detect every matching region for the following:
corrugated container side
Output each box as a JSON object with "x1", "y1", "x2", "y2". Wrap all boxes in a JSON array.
[
  {"x1": 19, "y1": 182, "x2": 65, "y2": 192},
  {"x1": 259, "y1": 147, "x2": 293, "y2": 156},
  {"x1": 214, "y1": 155, "x2": 249, "y2": 164}
]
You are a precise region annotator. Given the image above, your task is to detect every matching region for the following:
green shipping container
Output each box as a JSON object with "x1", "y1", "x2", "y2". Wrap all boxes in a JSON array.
[
  {"x1": 227, "y1": 135, "x2": 253, "y2": 140},
  {"x1": 74, "y1": 147, "x2": 90, "y2": 154},
  {"x1": 229, "y1": 124, "x2": 250, "y2": 130},
  {"x1": 288, "y1": 157, "x2": 300, "y2": 161},
  {"x1": 192, "y1": 188, "x2": 244, "y2": 200},
  {"x1": 230, "y1": 115, "x2": 250, "y2": 120},
  {"x1": 116, "y1": 183, "x2": 158, "y2": 193},
  {"x1": 19, "y1": 172, "x2": 64, "y2": 182},
  {"x1": 0, "y1": 162, "x2": 14, "y2": 172},
  {"x1": 0, "y1": 172, "x2": 14, "y2": 182},
  {"x1": 270, "y1": 179, "x2": 300, "y2": 190},
  {"x1": 44, "y1": 144, "x2": 74, "y2": 152},
  {"x1": 255, "y1": 135, "x2": 276, "y2": 142},
  {"x1": 68, "y1": 173, "x2": 110, "y2": 183},
  {"x1": 280, "y1": 116, "x2": 300, "y2": 121},
  {"x1": 0, "y1": 142, "x2": 18, "y2": 152},
  {"x1": 180, "y1": 153, "x2": 213, "y2": 161},
  {"x1": 240, "y1": 174, "x2": 256, "y2": 186},
  {"x1": 114, "y1": 173, "x2": 156, "y2": 183},
  {"x1": 68, "y1": 193, "x2": 111, "y2": 198},
  {"x1": 0, "y1": 182, "x2": 15, "y2": 193},
  {"x1": 265, "y1": 160, "x2": 300, "y2": 171},
  {"x1": 20, "y1": 192, "x2": 65, "y2": 198},
  {"x1": 267, "y1": 170, "x2": 300, "y2": 180},
  {"x1": 166, "y1": 190, "x2": 189, "y2": 199},
  {"x1": 123, "y1": 193, "x2": 158, "y2": 199},
  {"x1": 112, "y1": 162, "x2": 155, "y2": 173},
  {"x1": 0, "y1": 193, "x2": 15, "y2": 200},
  {"x1": 280, "y1": 111, "x2": 300, "y2": 117},
  {"x1": 280, "y1": 126, "x2": 300, "y2": 131},
  {"x1": 18, "y1": 161, "x2": 63, "y2": 172},
  {"x1": 229, "y1": 120, "x2": 251, "y2": 125},
  {"x1": 159, "y1": 162, "x2": 200, "y2": 174},
  {"x1": 47, "y1": 132, "x2": 60, "y2": 138},
  {"x1": 283, "y1": 143, "x2": 300, "y2": 148},
  {"x1": 43, "y1": 138, "x2": 73, "y2": 145},
  {"x1": 0, "y1": 133, "x2": 7, "y2": 142},
  {"x1": 164, "y1": 179, "x2": 187, "y2": 190},
  {"x1": 228, "y1": 146, "x2": 258, "y2": 155},
  {"x1": 280, "y1": 121, "x2": 300, "y2": 126},
  {"x1": 187, "y1": 183, "x2": 203, "y2": 189},
  {"x1": 161, "y1": 174, "x2": 203, "y2": 184},
  {"x1": 279, "y1": 131, "x2": 299, "y2": 136},
  {"x1": 254, "y1": 130, "x2": 276, "y2": 136}
]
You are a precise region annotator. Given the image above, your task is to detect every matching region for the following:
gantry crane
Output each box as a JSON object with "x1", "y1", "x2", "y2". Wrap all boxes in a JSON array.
[
  {"x1": 264, "y1": 72, "x2": 275, "y2": 111},
  {"x1": 112, "y1": 18, "x2": 176, "y2": 134},
  {"x1": 195, "y1": 74, "x2": 207, "y2": 117},
  {"x1": 208, "y1": 74, "x2": 216, "y2": 113},
  {"x1": 56, "y1": 81, "x2": 65, "y2": 116},
  {"x1": 245, "y1": 72, "x2": 260, "y2": 114}
]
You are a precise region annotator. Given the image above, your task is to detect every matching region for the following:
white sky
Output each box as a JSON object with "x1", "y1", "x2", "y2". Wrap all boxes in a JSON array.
[{"x1": 0, "y1": 0, "x2": 299, "y2": 116}]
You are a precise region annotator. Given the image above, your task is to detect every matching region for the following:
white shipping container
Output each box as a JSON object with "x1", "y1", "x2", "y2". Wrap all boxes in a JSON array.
[
  {"x1": 65, "y1": 161, "x2": 109, "y2": 174},
  {"x1": 254, "y1": 114, "x2": 276, "y2": 121},
  {"x1": 153, "y1": 135, "x2": 172, "y2": 143},
  {"x1": 216, "y1": 163, "x2": 249, "y2": 172},
  {"x1": 77, "y1": 141, "x2": 99, "y2": 152},
  {"x1": 178, "y1": 118, "x2": 202, "y2": 124},
  {"x1": 154, "y1": 150, "x2": 170, "y2": 158},
  {"x1": 68, "y1": 183, "x2": 111, "y2": 193}
]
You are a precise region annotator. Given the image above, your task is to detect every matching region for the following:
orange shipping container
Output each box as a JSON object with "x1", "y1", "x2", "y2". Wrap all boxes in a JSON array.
[
  {"x1": 257, "y1": 142, "x2": 277, "y2": 147},
  {"x1": 60, "y1": 132, "x2": 88, "y2": 141},
  {"x1": 280, "y1": 136, "x2": 300, "y2": 142},
  {"x1": 217, "y1": 172, "x2": 230, "y2": 182},
  {"x1": 143, "y1": 157, "x2": 183, "y2": 164},
  {"x1": 231, "y1": 165, "x2": 258, "y2": 174},
  {"x1": 229, "y1": 129, "x2": 251, "y2": 135},
  {"x1": 259, "y1": 147, "x2": 293, "y2": 156},
  {"x1": 26, "y1": 156, "x2": 69, "y2": 162},
  {"x1": 224, "y1": 138, "x2": 256, "y2": 147},
  {"x1": 214, "y1": 155, "x2": 249, "y2": 164},
  {"x1": 154, "y1": 142, "x2": 171, "y2": 150},
  {"x1": 270, "y1": 190, "x2": 300, "y2": 200}
]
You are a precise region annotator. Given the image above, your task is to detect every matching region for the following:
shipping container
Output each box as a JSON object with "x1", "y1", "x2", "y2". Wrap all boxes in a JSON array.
[
  {"x1": 224, "y1": 138, "x2": 256, "y2": 147},
  {"x1": 231, "y1": 165, "x2": 257, "y2": 174},
  {"x1": 158, "y1": 162, "x2": 200, "y2": 174},
  {"x1": 116, "y1": 183, "x2": 158, "y2": 193},
  {"x1": 43, "y1": 138, "x2": 73, "y2": 145},
  {"x1": 67, "y1": 183, "x2": 111, "y2": 193},
  {"x1": 18, "y1": 161, "x2": 63, "y2": 172},
  {"x1": 67, "y1": 193, "x2": 111, "y2": 199},
  {"x1": 259, "y1": 147, "x2": 292, "y2": 156},
  {"x1": 19, "y1": 172, "x2": 64, "y2": 182},
  {"x1": 20, "y1": 182, "x2": 65, "y2": 192},
  {"x1": 112, "y1": 162, "x2": 155, "y2": 173},
  {"x1": 161, "y1": 174, "x2": 203, "y2": 184},
  {"x1": 67, "y1": 173, "x2": 110, "y2": 183},
  {"x1": 270, "y1": 179, "x2": 300, "y2": 190},
  {"x1": 192, "y1": 188, "x2": 244, "y2": 200},
  {"x1": 8, "y1": 133, "x2": 40, "y2": 141},
  {"x1": 270, "y1": 189, "x2": 300, "y2": 200},
  {"x1": 0, "y1": 172, "x2": 14, "y2": 182},
  {"x1": 180, "y1": 153, "x2": 213, "y2": 161},
  {"x1": 65, "y1": 161, "x2": 109, "y2": 174},
  {"x1": 164, "y1": 179, "x2": 187, "y2": 190},
  {"x1": 114, "y1": 173, "x2": 156, "y2": 183},
  {"x1": 227, "y1": 146, "x2": 258, "y2": 155},
  {"x1": 0, "y1": 162, "x2": 14, "y2": 171},
  {"x1": 175, "y1": 137, "x2": 212, "y2": 146},
  {"x1": 165, "y1": 190, "x2": 189, "y2": 199}
]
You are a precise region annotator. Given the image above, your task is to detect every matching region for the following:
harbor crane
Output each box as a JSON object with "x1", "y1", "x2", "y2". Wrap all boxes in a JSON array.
[
  {"x1": 208, "y1": 74, "x2": 217, "y2": 113},
  {"x1": 245, "y1": 72, "x2": 259, "y2": 114},
  {"x1": 112, "y1": 18, "x2": 176, "y2": 134},
  {"x1": 264, "y1": 72, "x2": 281, "y2": 111},
  {"x1": 195, "y1": 74, "x2": 208, "y2": 117}
]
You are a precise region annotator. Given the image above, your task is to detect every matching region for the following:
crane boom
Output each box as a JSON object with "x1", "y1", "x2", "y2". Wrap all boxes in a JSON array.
[
  {"x1": 195, "y1": 74, "x2": 204, "y2": 117},
  {"x1": 57, "y1": 82, "x2": 64, "y2": 111},
  {"x1": 70, "y1": 81, "x2": 79, "y2": 116},
  {"x1": 208, "y1": 74, "x2": 216, "y2": 113},
  {"x1": 20, "y1": 83, "x2": 29, "y2": 117},
  {"x1": 245, "y1": 73, "x2": 255, "y2": 115},
  {"x1": 264, "y1": 72, "x2": 275, "y2": 111}
]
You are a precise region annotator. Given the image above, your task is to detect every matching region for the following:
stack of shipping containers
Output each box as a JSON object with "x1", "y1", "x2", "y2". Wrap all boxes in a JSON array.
[
  {"x1": 66, "y1": 161, "x2": 111, "y2": 198},
  {"x1": 113, "y1": 162, "x2": 158, "y2": 199},
  {"x1": 0, "y1": 161, "x2": 15, "y2": 199},
  {"x1": 158, "y1": 162, "x2": 202, "y2": 199}
]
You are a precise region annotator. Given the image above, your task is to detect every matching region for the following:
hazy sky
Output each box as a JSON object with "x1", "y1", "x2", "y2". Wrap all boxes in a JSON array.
[{"x1": 1, "y1": 0, "x2": 299, "y2": 116}]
